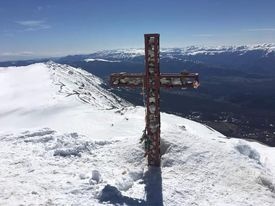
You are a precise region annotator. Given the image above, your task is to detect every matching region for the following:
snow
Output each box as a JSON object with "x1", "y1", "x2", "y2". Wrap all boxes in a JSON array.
[
  {"x1": 84, "y1": 58, "x2": 120, "y2": 63},
  {"x1": 87, "y1": 48, "x2": 144, "y2": 61},
  {"x1": 0, "y1": 62, "x2": 128, "y2": 136},
  {"x1": 87, "y1": 44, "x2": 275, "y2": 61},
  {"x1": 161, "y1": 44, "x2": 275, "y2": 56},
  {"x1": 0, "y1": 62, "x2": 275, "y2": 205}
]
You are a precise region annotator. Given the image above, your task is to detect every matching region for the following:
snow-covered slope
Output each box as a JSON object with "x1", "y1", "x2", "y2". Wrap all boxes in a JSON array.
[
  {"x1": 0, "y1": 61, "x2": 128, "y2": 136},
  {"x1": 0, "y1": 62, "x2": 274, "y2": 205}
]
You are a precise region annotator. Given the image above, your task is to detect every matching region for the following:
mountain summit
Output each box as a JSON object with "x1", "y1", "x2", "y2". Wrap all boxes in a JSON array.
[{"x1": 0, "y1": 62, "x2": 274, "y2": 205}]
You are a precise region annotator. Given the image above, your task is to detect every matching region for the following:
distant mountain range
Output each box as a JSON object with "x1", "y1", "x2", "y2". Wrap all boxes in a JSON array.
[
  {"x1": 59, "y1": 44, "x2": 275, "y2": 62},
  {"x1": 57, "y1": 44, "x2": 275, "y2": 75},
  {"x1": 1, "y1": 44, "x2": 275, "y2": 75}
]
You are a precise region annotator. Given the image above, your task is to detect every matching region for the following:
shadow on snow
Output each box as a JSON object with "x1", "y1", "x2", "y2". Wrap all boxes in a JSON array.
[{"x1": 98, "y1": 166, "x2": 163, "y2": 206}]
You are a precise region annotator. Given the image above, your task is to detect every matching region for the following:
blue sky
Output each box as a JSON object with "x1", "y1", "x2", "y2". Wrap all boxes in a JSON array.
[{"x1": 1, "y1": 0, "x2": 275, "y2": 61}]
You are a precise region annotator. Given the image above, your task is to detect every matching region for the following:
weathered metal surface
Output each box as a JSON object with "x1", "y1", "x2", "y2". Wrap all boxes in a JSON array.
[
  {"x1": 110, "y1": 73, "x2": 199, "y2": 88},
  {"x1": 144, "y1": 34, "x2": 161, "y2": 166}
]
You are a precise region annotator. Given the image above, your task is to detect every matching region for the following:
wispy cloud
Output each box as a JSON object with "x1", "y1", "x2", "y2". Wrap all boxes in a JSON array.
[
  {"x1": 37, "y1": 6, "x2": 43, "y2": 11},
  {"x1": 245, "y1": 28, "x2": 275, "y2": 32},
  {"x1": 1, "y1": 51, "x2": 34, "y2": 57},
  {"x1": 15, "y1": 20, "x2": 51, "y2": 31},
  {"x1": 192, "y1": 34, "x2": 215, "y2": 37},
  {"x1": 2, "y1": 30, "x2": 14, "y2": 37}
]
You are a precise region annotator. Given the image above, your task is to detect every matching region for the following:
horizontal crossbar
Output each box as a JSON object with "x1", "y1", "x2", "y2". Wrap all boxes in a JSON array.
[{"x1": 110, "y1": 72, "x2": 199, "y2": 88}]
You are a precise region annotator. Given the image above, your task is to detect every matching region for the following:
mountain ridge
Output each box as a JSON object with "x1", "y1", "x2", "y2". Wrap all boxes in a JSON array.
[{"x1": 56, "y1": 43, "x2": 275, "y2": 63}]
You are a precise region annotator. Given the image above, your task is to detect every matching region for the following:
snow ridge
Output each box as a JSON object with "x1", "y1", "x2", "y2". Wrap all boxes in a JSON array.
[{"x1": 46, "y1": 61, "x2": 128, "y2": 109}]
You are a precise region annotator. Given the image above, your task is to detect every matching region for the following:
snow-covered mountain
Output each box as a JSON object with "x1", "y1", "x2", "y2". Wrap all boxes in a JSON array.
[
  {"x1": 0, "y1": 62, "x2": 274, "y2": 205},
  {"x1": 83, "y1": 44, "x2": 275, "y2": 60},
  {"x1": 56, "y1": 44, "x2": 275, "y2": 62},
  {"x1": 55, "y1": 44, "x2": 275, "y2": 75},
  {"x1": 2, "y1": 44, "x2": 275, "y2": 73}
]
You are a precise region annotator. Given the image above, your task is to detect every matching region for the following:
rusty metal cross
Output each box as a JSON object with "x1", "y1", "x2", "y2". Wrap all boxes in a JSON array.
[{"x1": 110, "y1": 34, "x2": 199, "y2": 167}]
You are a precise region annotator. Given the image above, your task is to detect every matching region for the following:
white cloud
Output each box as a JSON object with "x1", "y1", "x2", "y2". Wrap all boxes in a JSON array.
[
  {"x1": 1, "y1": 51, "x2": 34, "y2": 57},
  {"x1": 2, "y1": 30, "x2": 14, "y2": 37},
  {"x1": 15, "y1": 20, "x2": 51, "y2": 31},
  {"x1": 16, "y1": 20, "x2": 44, "y2": 27},
  {"x1": 245, "y1": 28, "x2": 275, "y2": 32},
  {"x1": 37, "y1": 6, "x2": 43, "y2": 11},
  {"x1": 192, "y1": 34, "x2": 215, "y2": 37}
]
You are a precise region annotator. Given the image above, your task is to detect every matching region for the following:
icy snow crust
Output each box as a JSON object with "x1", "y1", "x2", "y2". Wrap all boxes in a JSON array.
[{"x1": 0, "y1": 62, "x2": 275, "y2": 205}]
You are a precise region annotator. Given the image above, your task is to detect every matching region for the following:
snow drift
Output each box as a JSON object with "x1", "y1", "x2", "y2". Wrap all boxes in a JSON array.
[{"x1": 0, "y1": 62, "x2": 274, "y2": 205}]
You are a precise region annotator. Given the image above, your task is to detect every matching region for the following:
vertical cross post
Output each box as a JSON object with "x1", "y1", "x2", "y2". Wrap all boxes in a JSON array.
[{"x1": 144, "y1": 34, "x2": 161, "y2": 166}]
